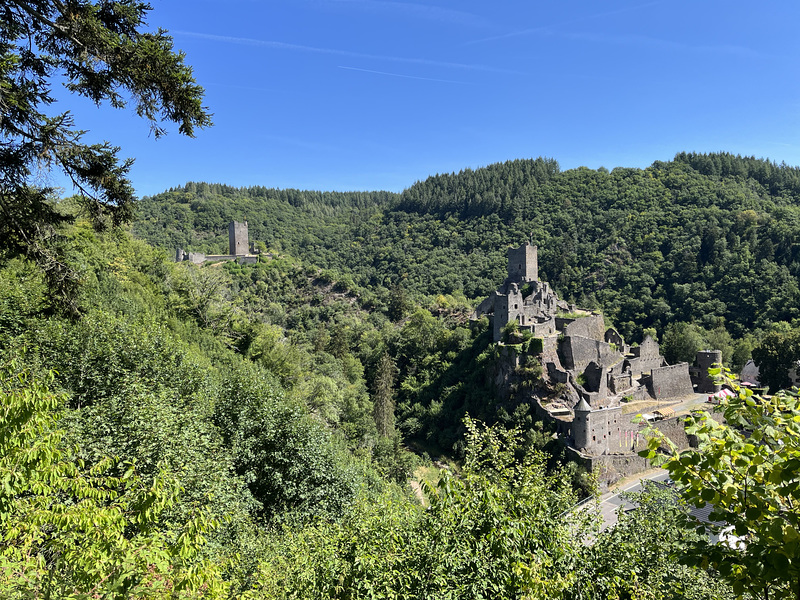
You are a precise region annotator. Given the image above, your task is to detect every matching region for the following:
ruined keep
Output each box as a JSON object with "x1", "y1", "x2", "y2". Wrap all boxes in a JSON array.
[
  {"x1": 473, "y1": 243, "x2": 566, "y2": 341},
  {"x1": 507, "y1": 243, "x2": 538, "y2": 282},
  {"x1": 175, "y1": 221, "x2": 258, "y2": 265},
  {"x1": 473, "y1": 242, "x2": 706, "y2": 481},
  {"x1": 229, "y1": 221, "x2": 249, "y2": 256}
]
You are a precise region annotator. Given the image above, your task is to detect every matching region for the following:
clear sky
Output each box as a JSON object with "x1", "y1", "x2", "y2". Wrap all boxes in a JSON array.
[{"x1": 52, "y1": 0, "x2": 800, "y2": 198}]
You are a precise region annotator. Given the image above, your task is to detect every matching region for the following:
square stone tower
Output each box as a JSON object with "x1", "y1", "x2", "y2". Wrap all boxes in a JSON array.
[
  {"x1": 507, "y1": 243, "x2": 538, "y2": 282},
  {"x1": 229, "y1": 221, "x2": 248, "y2": 256}
]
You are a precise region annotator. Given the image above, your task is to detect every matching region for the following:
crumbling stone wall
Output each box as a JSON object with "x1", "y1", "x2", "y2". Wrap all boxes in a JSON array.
[
  {"x1": 693, "y1": 350, "x2": 722, "y2": 393},
  {"x1": 559, "y1": 336, "x2": 619, "y2": 373},
  {"x1": 633, "y1": 336, "x2": 660, "y2": 359},
  {"x1": 609, "y1": 373, "x2": 633, "y2": 394},
  {"x1": 494, "y1": 295, "x2": 509, "y2": 341},
  {"x1": 627, "y1": 335, "x2": 664, "y2": 376},
  {"x1": 606, "y1": 419, "x2": 646, "y2": 454},
  {"x1": 532, "y1": 316, "x2": 557, "y2": 336},
  {"x1": 649, "y1": 362, "x2": 694, "y2": 399},
  {"x1": 473, "y1": 292, "x2": 498, "y2": 319},
  {"x1": 547, "y1": 362, "x2": 569, "y2": 384},
  {"x1": 563, "y1": 314, "x2": 605, "y2": 341},
  {"x1": 474, "y1": 244, "x2": 563, "y2": 341},
  {"x1": 740, "y1": 359, "x2": 760, "y2": 386},
  {"x1": 604, "y1": 328, "x2": 625, "y2": 351},
  {"x1": 583, "y1": 361, "x2": 606, "y2": 394},
  {"x1": 628, "y1": 356, "x2": 665, "y2": 378},
  {"x1": 524, "y1": 280, "x2": 558, "y2": 313}
]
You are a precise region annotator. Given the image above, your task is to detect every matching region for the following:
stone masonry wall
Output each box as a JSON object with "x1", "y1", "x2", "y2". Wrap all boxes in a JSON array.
[
  {"x1": 507, "y1": 243, "x2": 538, "y2": 282},
  {"x1": 627, "y1": 336, "x2": 663, "y2": 377},
  {"x1": 532, "y1": 316, "x2": 557, "y2": 336},
  {"x1": 563, "y1": 314, "x2": 605, "y2": 341},
  {"x1": 609, "y1": 373, "x2": 633, "y2": 394},
  {"x1": 229, "y1": 221, "x2": 249, "y2": 255},
  {"x1": 565, "y1": 413, "x2": 692, "y2": 488},
  {"x1": 631, "y1": 336, "x2": 659, "y2": 358},
  {"x1": 650, "y1": 362, "x2": 694, "y2": 399},
  {"x1": 560, "y1": 336, "x2": 620, "y2": 373},
  {"x1": 628, "y1": 355, "x2": 664, "y2": 378},
  {"x1": 567, "y1": 450, "x2": 653, "y2": 488},
  {"x1": 651, "y1": 414, "x2": 691, "y2": 449},
  {"x1": 694, "y1": 350, "x2": 722, "y2": 393},
  {"x1": 473, "y1": 292, "x2": 497, "y2": 319}
]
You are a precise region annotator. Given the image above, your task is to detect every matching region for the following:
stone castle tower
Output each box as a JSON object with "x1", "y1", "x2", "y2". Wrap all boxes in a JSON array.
[
  {"x1": 694, "y1": 349, "x2": 723, "y2": 393},
  {"x1": 229, "y1": 221, "x2": 248, "y2": 256},
  {"x1": 507, "y1": 243, "x2": 538, "y2": 282},
  {"x1": 572, "y1": 395, "x2": 624, "y2": 456},
  {"x1": 572, "y1": 398, "x2": 592, "y2": 451},
  {"x1": 471, "y1": 241, "x2": 561, "y2": 342}
]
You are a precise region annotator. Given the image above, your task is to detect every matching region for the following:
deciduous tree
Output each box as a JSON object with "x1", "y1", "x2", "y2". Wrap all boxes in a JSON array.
[
  {"x1": 752, "y1": 328, "x2": 800, "y2": 392},
  {"x1": 0, "y1": 358, "x2": 229, "y2": 598},
  {"x1": 641, "y1": 369, "x2": 800, "y2": 599}
]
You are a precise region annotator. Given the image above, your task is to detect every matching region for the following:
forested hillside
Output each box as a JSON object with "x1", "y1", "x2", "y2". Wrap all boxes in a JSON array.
[
  {"x1": 136, "y1": 153, "x2": 800, "y2": 369},
  {"x1": 1, "y1": 219, "x2": 738, "y2": 598},
  {"x1": 5, "y1": 153, "x2": 800, "y2": 597},
  {"x1": 4, "y1": 0, "x2": 796, "y2": 595}
]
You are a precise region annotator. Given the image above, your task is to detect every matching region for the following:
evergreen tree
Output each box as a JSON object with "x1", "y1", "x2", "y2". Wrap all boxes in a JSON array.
[
  {"x1": 1, "y1": 0, "x2": 210, "y2": 307},
  {"x1": 372, "y1": 352, "x2": 396, "y2": 438}
]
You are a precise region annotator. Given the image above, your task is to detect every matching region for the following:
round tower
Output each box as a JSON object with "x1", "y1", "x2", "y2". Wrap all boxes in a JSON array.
[
  {"x1": 572, "y1": 397, "x2": 592, "y2": 451},
  {"x1": 696, "y1": 349, "x2": 723, "y2": 393}
]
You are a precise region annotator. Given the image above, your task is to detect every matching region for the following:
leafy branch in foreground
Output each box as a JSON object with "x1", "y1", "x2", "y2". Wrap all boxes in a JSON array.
[
  {"x1": 0, "y1": 357, "x2": 229, "y2": 598},
  {"x1": 640, "y1": 367, "x2": 800, "y2": 599}
]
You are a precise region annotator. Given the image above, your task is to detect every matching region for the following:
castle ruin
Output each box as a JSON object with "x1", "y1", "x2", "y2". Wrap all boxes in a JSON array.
[
  {"x1": 175, "y1": 221, "x2": 258, "y2": 265},
  {"x1": 229, "y1": 221, "x2": 249, "y2": 256},
  {"x1": 473, "y1": 244, "x2": 565, "y2": 341},
  {"x1": 474, "y1": 243, "x2": 714, "y2": 483}
]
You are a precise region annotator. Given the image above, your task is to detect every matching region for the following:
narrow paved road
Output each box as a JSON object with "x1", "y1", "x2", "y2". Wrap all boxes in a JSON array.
[{"x1": 596, "y1": 469, "x2": 670, "y2": 530}]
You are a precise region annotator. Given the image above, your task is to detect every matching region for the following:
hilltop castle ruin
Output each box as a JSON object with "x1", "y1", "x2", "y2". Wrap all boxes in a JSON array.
[
  {"x1": 473, "y1": 243, "x2": 565, "y2": 341},
  {"x1": 473, "y1": 243, "x2": 718, "y2": 483},
  {"x1": 175, "y1": 221, "x2": 258, "y2": 265}
]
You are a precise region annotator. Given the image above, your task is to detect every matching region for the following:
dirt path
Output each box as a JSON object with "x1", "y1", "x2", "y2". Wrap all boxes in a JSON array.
[{"x1": 409, "y1": 479, "x2": 426, "y2": 505}]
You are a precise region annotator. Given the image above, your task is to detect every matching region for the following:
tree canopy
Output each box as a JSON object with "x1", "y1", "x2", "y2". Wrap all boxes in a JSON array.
[
  {"x1": 0, "y1": 0, "x2": 211, "y2": 259},
  {"x1": 135, "y1": 153, "x2": 800, "y2": 371},
  {"x1": 0, "y1": 182, "x2": 753, "y2": 598},
  {"x1": 752, "y1": 328, "x2": 800, "y2": 392}
]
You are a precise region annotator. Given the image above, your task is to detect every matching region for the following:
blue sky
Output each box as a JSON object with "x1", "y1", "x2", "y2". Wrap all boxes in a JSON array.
[{"x1": 53, "y1": 0, "x2": 800, "y2": 197}]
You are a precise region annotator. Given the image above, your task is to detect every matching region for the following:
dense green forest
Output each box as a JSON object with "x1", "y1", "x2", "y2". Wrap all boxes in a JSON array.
[
  {"x1": 135, "y1": 153, "x2": 800, "y2": 369},
  {"x1": 6, "y1": 0, "x2": 800, "y2": 600},
  {"x1": 7, "y1": 2, "x2": 799, "y2": 597},
  {"x1": 1, "y1": 215, "x2": 740, "y2": 598},
  {"x1": 4, "y1": 152, "x2": 800, "y2": 598}
]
